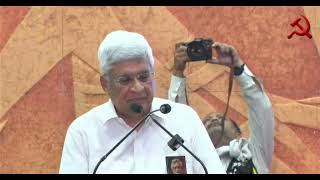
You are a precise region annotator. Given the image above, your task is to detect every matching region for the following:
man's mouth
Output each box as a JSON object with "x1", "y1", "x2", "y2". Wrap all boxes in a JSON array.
[{"x1": 127, "y1": 97, "x2": 147, "y2": 103}]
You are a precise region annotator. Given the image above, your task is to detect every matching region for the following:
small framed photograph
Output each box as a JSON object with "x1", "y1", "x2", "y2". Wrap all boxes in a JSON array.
[{"x1": 165, "y1": 156, "x2": 187, "y2": 174}]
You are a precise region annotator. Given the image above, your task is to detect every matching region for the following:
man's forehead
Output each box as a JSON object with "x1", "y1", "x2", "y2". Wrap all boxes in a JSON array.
[
  {"x1": 204, "y1": 113, "x2": 234, "y2": 131},
  {"x1": 207, "y1": 112, "x2": 223, "y2": 118},
  {"x1": 204, "y1": 112, "x2": 223, "y2": 123},
  {"x1": 110, "y1": 58, "x2": 150, "y2": 75}
]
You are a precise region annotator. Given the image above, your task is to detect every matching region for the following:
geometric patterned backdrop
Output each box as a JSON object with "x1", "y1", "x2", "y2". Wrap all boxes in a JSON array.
[{"x1": 0, "y1": 6, "x2": 319, "y2": 173}]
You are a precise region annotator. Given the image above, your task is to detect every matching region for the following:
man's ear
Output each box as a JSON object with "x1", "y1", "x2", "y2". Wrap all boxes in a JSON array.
[{"x1": 100, "y1": 76, "x2": 108, "y2": 92}]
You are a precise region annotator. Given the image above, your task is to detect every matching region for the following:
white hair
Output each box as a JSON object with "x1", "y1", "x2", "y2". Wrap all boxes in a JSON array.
[{"x1": 98, "y1": 30, "x2": 155, "y2": 77}]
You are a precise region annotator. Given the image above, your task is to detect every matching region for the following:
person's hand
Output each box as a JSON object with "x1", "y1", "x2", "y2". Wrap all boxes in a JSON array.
[
  {"x1": 173, "y1": 42, "x2": 190, "y2": 78},
  {"x1": 207, "y1": 42, "x2": 244, "y2": 68}
]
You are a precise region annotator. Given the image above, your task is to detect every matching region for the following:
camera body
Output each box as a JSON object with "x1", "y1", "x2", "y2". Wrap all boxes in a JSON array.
[{"x1": 186, "y1": 38, "x2": 213, "y2": 61}]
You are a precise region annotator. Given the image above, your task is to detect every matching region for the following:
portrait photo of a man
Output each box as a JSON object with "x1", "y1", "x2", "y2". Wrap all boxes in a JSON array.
[{"x1": 166, "y1": 156, "x2": 187, "y2": 174}]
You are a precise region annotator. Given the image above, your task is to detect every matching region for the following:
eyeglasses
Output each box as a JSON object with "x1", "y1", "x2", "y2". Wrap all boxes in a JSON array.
[{"x1": 111, "y1": 71, "x2": 154, "y2": 86}]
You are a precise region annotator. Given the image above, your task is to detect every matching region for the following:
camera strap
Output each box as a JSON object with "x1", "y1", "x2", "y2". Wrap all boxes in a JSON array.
[{"x1": 218, "y1": 66, "x2": 235, "y2": 144}]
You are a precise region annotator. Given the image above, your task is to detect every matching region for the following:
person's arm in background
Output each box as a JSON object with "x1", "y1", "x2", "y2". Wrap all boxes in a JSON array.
[
  {"x1": 207, "y1": 42, "x2": 275, "y2": 174},
  {"x1": 168, "y1": 43, "x2": 188, "y2": 104},
  {"x1": 234, "y1": 65, "x2": 275, "y2": 174}
]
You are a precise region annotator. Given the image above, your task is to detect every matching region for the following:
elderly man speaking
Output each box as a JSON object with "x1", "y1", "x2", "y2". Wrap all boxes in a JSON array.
[{"x1": 59, "y1": 30, "x2": 225, "y2": 174}]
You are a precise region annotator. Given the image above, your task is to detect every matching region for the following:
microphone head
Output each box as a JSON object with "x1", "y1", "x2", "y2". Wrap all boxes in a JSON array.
[
  {"x1": 160, "y1": 104, "x2": 171, "y2": 114},
  {"x1": 130, "y1": 103, "x2": 143, "y2": 114}
]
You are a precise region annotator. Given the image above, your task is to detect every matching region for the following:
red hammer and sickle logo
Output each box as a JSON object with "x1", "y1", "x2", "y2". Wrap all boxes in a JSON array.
[{"x1": 288, "y1": 15, "x2": 312, "y2": 39}]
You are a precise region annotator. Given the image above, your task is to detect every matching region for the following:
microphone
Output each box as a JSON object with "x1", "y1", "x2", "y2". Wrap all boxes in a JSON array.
[
  {"x1": 93, "y1": 103, "x2": 161, "y2": 174},
  {"x1": 160, "y1": 104, "x2": 171, "y2": 114},
  {"x1": 150, "y1": 104, "x2": 209, "y2": 174}
]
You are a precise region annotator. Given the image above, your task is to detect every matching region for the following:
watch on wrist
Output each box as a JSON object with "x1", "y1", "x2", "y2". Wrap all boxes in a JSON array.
[{"x1": 234, "y1": 63, "x2": 245, "y2": 76}]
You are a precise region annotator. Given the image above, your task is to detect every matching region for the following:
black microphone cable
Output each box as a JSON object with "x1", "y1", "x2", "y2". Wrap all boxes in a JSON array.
[{"x1": 93, "y1": 104, "x2": 159, "y2": 174}]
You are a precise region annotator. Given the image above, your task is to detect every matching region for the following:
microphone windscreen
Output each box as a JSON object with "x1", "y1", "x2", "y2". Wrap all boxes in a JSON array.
[
  {"x1": 130, "y1": 103, "x2": 143, "y2": 114},
  {"x1": 160, "y1": 104, "x2": 171, "y2": 114}
]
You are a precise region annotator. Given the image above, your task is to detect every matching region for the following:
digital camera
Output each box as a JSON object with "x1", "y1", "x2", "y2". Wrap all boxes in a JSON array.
[{"x1": 186, "y1": 38, "x2": 213, "y2": 61}]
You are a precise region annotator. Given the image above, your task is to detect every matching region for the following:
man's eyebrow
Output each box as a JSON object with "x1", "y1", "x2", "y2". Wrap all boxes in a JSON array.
[
  {"x1": 114, "y1": 69, "x2": 150, "y2": 76},
  {"x1": 138, "y1": 69, "x2": 151, "y2": 73}
]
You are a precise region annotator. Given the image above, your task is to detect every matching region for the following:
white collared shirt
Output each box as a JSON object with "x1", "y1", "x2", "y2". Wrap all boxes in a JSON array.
[
  {"x1": 168, "y1": 65, "x2": 275, "y2": 174},
  {"x1": 59, "y1": 97, "x2": 225, "y2": 174}
]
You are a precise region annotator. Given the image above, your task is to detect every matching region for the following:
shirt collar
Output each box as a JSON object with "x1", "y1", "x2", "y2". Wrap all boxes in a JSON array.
[
  {"x1": 98, "y1": 97, "x2": 167, "y2": 125},
  {"x1": 98, "y1": 99, "x2": 119, "y2": 125}
]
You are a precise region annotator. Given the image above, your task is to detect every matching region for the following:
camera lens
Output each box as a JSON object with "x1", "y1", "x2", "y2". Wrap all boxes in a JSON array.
[{"x1": 187, "y1": 42, "x2": 205, "y2": 60}]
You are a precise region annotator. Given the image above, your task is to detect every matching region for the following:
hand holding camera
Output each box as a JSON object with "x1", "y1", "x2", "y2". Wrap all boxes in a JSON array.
[
  {"x1": 208, "y1": 42, "x2": 244, "y2": 68},
  {"x1": 173, "y1": 39, "x2": 244, "y2": 77},
  {"x1": 173, "y1": 42, "x2": 189, "y2": 78}
]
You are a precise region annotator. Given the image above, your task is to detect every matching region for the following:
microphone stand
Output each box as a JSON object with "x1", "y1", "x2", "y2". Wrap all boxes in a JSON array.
[
  {"x1": 93, "y1": 108, "x2": 160, "y2": 174},
  {"x1": 150, "y1": 116, "x2": 209, "y2": 174}
]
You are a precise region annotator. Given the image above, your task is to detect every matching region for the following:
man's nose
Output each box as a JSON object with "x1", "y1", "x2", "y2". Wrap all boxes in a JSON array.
[{"x1": 130, "y1": 78, "x2": 144, "y2": 92}]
